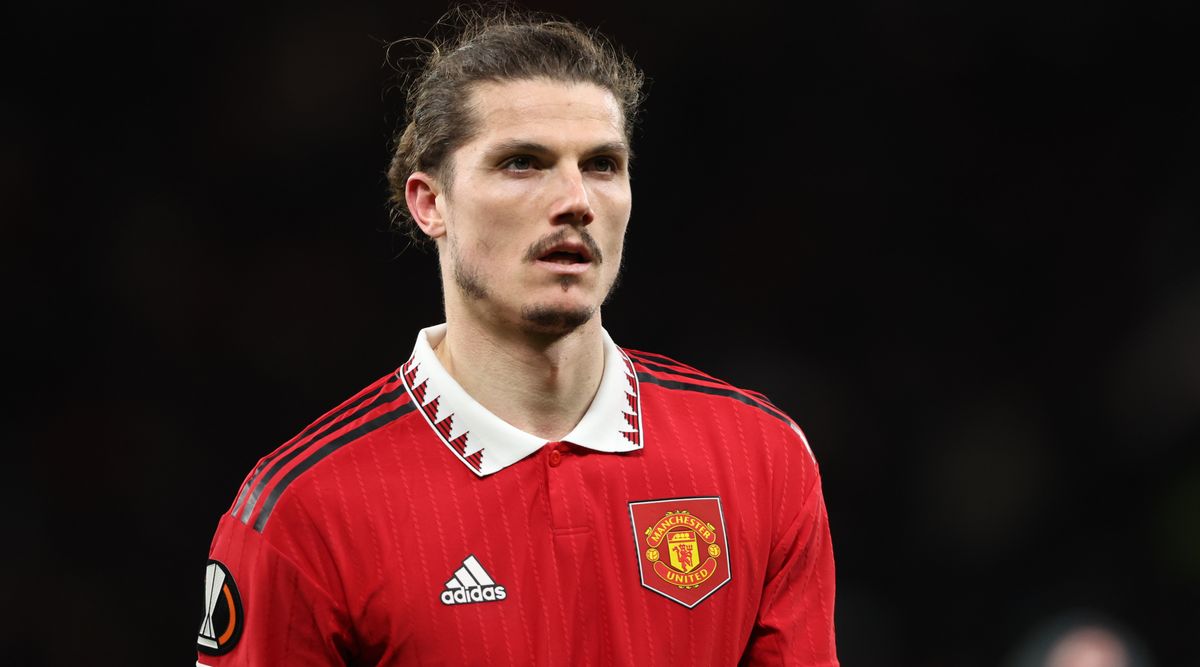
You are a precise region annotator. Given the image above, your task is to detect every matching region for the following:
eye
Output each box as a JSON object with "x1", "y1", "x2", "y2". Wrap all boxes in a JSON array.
[
  {"x1": 587, "y1": 156, "x2": 620, "y2": 173},
  {"x1": 501, "y1": 156, "x2": 536, "y2": 171}
]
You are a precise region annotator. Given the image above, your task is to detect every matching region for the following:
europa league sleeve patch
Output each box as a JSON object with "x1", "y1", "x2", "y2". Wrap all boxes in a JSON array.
[
  {"x1": 198, "y1": 559, "x2": 244, "y2": 655},
  {"x1": 628, "y1": 496, "x2": 731, "y2": 608}
]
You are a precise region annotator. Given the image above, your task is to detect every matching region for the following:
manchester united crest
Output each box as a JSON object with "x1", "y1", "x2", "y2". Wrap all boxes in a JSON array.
[{"x1": 628, "y1": 496, "x2": 731, "y2": 608}]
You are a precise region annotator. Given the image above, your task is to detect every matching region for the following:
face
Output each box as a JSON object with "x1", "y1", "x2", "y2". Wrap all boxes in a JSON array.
[{"x1": 416, "y1": 78, "x2": 632, "y2": 336}]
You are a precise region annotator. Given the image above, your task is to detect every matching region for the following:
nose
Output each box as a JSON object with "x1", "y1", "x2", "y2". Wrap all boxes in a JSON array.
[{"x1": 550, "y1": 165, "x2": 594, "y2": 226}]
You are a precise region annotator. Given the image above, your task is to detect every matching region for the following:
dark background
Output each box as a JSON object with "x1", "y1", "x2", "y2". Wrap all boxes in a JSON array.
[{"x1": 5, "y1": 1, "x2": 1198, "y2": 665}]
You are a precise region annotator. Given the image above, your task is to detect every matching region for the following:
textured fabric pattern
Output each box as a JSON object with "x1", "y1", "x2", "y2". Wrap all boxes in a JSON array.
[{"x1": 201, "y1": 337, "x2": 838, "y2": 666}]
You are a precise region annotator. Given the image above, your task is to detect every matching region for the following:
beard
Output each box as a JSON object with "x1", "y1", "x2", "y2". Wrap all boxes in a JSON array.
[
  {"x1": 448, "y1": 229, "x2": 621, "y2": 336},
  {"x1": 451, "y1": 245, "x2": 490, "y2": 300},
  {"x1": 520, "y1": 301, "x2": 596, "y2": 332}
]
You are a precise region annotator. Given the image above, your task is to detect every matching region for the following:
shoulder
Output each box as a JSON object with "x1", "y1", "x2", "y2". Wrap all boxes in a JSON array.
[
  {"x1": 222, "y1": 367, "x2": 420, "y2": 536},
  {"x1": 624, "y1": 347, "x2": 816, "y2": 455},
  {"x1": 625, "y1": 349, "x2": 793, "y2": 425},
  {"x1": 625, "y1": 349, "x2": 824, "y2": 510}
]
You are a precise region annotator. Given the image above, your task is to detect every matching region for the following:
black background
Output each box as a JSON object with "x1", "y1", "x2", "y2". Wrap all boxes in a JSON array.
[{"x1": 5, "y1": 1, "x2": 1198, "y2": 665}]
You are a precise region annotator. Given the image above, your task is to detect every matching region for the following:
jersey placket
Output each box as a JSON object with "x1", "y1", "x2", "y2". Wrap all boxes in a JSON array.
[
  {"x1": 542, "y1": 441, "x2": 599, "y2": 663},
  {"x1": 543, "y1": 441, "x2": 591, "y2": 533}
]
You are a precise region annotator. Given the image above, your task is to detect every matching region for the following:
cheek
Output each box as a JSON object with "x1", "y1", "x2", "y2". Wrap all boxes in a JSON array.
[
  {"x1": 458, "y1": 184, "x2": 535, "y2": 240},
  {"x1": 450, "y1": 220, "x2": 522, "y2": 275},
  {"x1": 608, "y1": 236, "x2": 627, "y2": 270},
  {"x1": 450, "y1": 203, "x2": 509, "y2": 254},
  {"x1": 598, "y1": 195, "x2": 632, "y2": 246},
  {"x1": 594, "y1": 182, "x2": 632, "y2": 223}
]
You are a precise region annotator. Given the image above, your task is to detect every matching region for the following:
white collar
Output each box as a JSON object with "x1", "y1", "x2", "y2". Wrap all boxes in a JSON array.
[{"x1": 398, "y1": 324, "x2": 644, "y2": 476}]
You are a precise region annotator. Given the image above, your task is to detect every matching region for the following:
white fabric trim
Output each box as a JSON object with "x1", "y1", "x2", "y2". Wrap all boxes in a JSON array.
[{"x1": 401, "y1": 324, "x2": 643, "y2": 476}]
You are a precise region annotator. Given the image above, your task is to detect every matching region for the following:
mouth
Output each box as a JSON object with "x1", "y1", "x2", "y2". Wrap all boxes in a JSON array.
[
  {"x1": 534, "y1": 241, "x2": 594, "y2": 269},
  {"x1": 525, "y1": 231, "x2": 604, "y2": 277},
  {"x1": 539, "y1": 248, "x2": 591, "y2": 265}
]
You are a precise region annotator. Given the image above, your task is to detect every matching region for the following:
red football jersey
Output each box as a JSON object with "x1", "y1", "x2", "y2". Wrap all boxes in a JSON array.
[{"x1": 198, "y1": 325, "x2": 838, "y2": 665}]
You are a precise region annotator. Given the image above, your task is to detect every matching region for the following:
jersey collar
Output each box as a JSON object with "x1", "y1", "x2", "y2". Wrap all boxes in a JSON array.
[{"x1": 399, "y1": 324, "x2": 644, "y2": 477}]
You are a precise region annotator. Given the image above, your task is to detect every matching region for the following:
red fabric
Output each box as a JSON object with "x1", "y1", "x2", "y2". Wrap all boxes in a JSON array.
[{"x1": 200, "y1": 352, "x2": 838, "y2": 666}]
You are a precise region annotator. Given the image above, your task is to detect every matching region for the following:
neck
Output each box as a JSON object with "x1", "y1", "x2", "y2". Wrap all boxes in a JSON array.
[{"x1": 434, "y1": 310, "x2": 606, "y2": 442}]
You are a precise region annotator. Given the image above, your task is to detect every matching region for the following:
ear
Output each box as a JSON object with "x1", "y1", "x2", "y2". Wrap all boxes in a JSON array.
[{"x1": 405, "y1": 171, "x2": 446, "y2": 239}]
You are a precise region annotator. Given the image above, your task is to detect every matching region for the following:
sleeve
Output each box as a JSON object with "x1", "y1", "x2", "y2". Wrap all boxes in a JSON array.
[
  {"x1": 196, "y1": 513, "x2": 354, "y2": 666},
  {"x1": 740, "y1": 431, "x2": 839, "y2": 666}
]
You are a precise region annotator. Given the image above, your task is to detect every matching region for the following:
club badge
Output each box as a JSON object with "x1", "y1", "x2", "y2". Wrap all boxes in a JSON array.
[{"x1": 628, "y1": 496, "x2": 731, "y2": 608}]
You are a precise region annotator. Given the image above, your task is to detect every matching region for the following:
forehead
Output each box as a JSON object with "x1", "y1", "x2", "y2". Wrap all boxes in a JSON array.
[{"x1": 463, "y1": 78, "x2": 625, "y2": 147}]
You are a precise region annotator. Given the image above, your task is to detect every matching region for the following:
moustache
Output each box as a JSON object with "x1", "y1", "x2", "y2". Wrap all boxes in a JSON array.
[{"x1": 523, "y1": 229, "x2": 604, "y2": 264}]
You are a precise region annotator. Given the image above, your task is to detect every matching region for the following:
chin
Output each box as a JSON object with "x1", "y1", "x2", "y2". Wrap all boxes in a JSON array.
[{"x1": 519, "y1": 303, "x2": 596, "y2": 335}]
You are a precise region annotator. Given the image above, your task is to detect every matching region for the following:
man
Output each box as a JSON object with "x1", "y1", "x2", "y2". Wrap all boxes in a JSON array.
[{"x1": 199, "y1": 11, "x2": 837, "y2": 666}]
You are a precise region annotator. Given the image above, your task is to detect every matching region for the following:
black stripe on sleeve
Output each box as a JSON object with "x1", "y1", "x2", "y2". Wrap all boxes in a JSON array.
[
  {"x1": 628, "y1": 352, "x2": 792, "y2": 419},
  {"x1": 238, "y1": 384, "x2": 410, "y2": 525},
  {"x1": 252, "y1": 401, "x2": 419, "y2": 532},
  {"x1": 635, "y1": 372, "x2": 792, "y2": 425},
  {"x1": 625, "y1": 350, "x2": 725, "y2": 381},
  {"x1": 631, "y1": 357, "x2": 734, "y2": 388},
  {"x1": 742, "y1": 388, "x2": 784, "y2": 414},
  {"x1": 232, "y1": 386, "x2": 384, "y2": 517}
]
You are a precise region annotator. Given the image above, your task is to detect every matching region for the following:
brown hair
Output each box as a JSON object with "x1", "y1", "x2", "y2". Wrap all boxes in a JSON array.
[{"x1": 385, "y1": 6, "x2": 646, "y2": 246}]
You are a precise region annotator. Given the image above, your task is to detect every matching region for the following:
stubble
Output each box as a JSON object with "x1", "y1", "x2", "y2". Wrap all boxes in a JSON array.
[{"x1": 448, "y1": 227, "x2": 623, "y2": 335}]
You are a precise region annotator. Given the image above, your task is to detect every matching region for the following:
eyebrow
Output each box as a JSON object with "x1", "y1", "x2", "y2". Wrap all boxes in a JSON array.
[{"x1": 485, "y1": 140, "x2": 631, "y2": 159}]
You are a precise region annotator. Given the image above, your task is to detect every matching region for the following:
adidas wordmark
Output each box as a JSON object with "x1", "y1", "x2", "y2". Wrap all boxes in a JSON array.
[{"x1": 440, "y1": 555, "x2": 507, "y2": 605}]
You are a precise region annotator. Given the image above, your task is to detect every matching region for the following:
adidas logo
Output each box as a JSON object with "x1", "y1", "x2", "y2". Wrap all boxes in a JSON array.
[{"x1": 440, "y1": 555, "x2": 507, "y2": 605}]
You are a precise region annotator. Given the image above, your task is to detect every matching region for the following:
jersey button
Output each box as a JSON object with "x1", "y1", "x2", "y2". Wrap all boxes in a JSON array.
[{"x1": 548, "y1": 448, "x2": 563, "y2": 467}]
